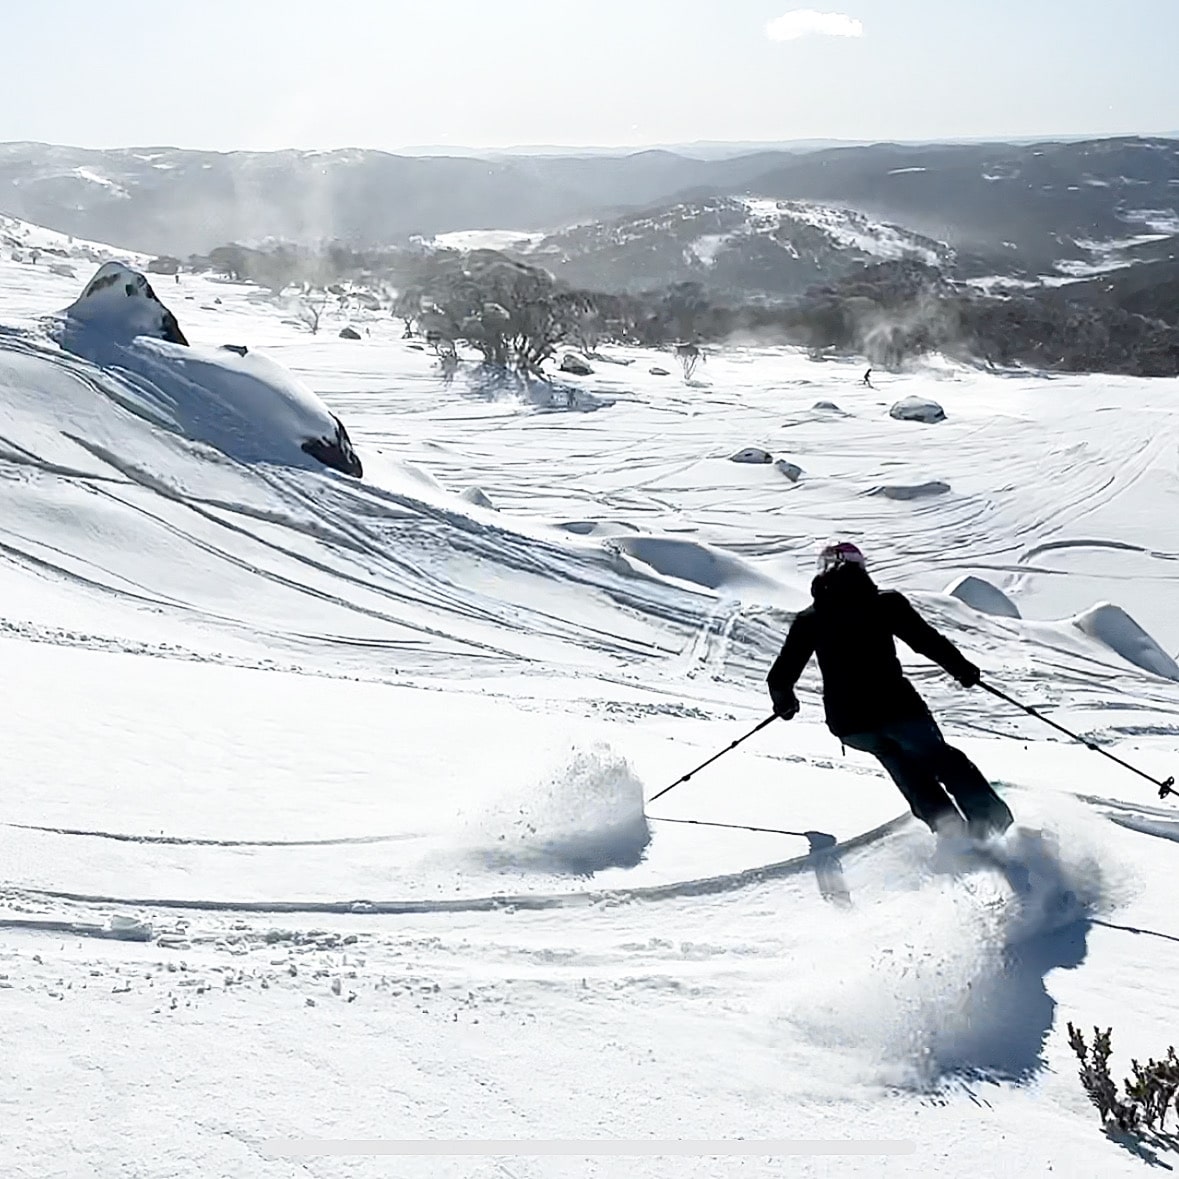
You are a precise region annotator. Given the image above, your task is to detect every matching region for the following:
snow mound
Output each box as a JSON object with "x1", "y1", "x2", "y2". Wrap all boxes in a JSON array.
[
  {"x1": 889, "y1": 396, "x2": 945, "y2": 423},
  {"x1": 730, "y1": 447, "x2": 772, "y2": 464},
  {"x1": 460, "y1": 744, "x2": 650, "y2": 875},
  {"x1": 556, "y1": 519, "x2": 641, "y2": 537},
  {"x1": 610, "y1": 534, "x2": 778, "y2": 593},
  {"x1": 869, "y1": 480, "x2": 951, "y2": 500},
  {"x1": 945, "y1": 575, "x2": 1021, "y2": 618},
  {"x1": 460, "y1": 486, "x2": 497, "y2": 510},
  {"x1": 59, "y1": 261, "x2": 188, "y2": 345},
  {"x1": 1071, "y1": 603, "x2": 1179, "y2": 680},
  {"x1": 107, "y1": 913, "x2": 153, "y2": 942},
  {"x1": 50, "y1": 264, "x2": 363, "y2": 478}
]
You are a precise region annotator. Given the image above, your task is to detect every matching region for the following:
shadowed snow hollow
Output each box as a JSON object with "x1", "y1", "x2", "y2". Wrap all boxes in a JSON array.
[
  {"x1": 47, "y1": 262, "x2": 362, "y2": 477},
  {"x1": 1071, "y1": 603, "x2": 1179, "y2": 681},
  {"x1": 457, "y1": 744, "x2": 651, "y2": 875},
  {"x1": 945, "y1": 574, "x2": 1021, "y2": 618}
]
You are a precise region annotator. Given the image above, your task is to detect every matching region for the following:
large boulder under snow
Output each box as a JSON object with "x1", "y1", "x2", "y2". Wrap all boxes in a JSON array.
[
  {"x1": 53, "y1": 263, "x2": 362, "y2": 478},
  {"x1": 63, "y1": 261, "x2": 189, "y2": 345},
  {"x1": 945, "y1": 575, "x2": 1021, "y2": 619},
  {"x1": 889, "y1": 395, "x2": 945, "y2": 423}
]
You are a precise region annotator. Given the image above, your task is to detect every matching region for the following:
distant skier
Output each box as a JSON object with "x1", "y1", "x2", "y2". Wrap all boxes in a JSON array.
[
  {"x1": 767, "y1": 541, "x2": 1013, "y2": 840},
  {"x1": 862, "y1": 368, "x2": 873, "y2": 388}
]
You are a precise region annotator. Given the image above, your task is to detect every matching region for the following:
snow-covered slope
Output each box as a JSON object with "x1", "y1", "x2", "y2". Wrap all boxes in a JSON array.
[
  {"x1": 0, "y1": 210, "x2": 148, "y2": 267},
  {"x1": 1, "y1": 253, "x2": 1179, "y2": 1176}
]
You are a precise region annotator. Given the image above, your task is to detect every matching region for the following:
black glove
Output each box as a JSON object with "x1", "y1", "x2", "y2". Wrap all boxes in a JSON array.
[
  {"x1": 955, "y1": 662, "x2": 981, "y2": 689},
  {"x1": 770, "y1": 687, "x2": 800, "y2": 719}
]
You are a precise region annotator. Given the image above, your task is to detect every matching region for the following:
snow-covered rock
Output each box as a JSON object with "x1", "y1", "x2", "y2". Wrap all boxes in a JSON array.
[
  {"x1": 1071, "y1": 603, "x2": 1179, "y2": 680},
  {"x1": 889, "y1": 395, "x2": 946, "y2": 423},
  {"x1": 339, "y1": 326, "x2": 362, "y2": 340},
  {"x1": 559, "y1": 353, "x2": 593, "y2": 375},
  {"x1": 650, "y1": 366, "x2": 671, "y2": 376},
  {"x1": 60, "y1": 261, "x2": 188, "y2": 345},
  {"x1": 730, "y1": 447, "x2": 773, "y2": 464},
  {"x1": 945, "y1": 575, "x2": 1021, "y2": 619},
  {"x1": 871, "y1": 480, "x2": 951, "y2": 500},
  {"x1": 52, "y1": 264, "x2": 363, "y2": 478}
]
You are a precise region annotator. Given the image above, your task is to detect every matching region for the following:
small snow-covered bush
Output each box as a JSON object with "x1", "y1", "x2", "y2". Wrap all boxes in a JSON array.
[{"x1": 1068, "y1": 1023, "x2": 1179, "y2": 1134}]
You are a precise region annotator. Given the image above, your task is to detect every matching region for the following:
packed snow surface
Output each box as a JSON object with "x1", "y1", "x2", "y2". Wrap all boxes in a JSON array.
[{"x1": 0, "y1": 236, "x2": 1177, "y2": 1176}]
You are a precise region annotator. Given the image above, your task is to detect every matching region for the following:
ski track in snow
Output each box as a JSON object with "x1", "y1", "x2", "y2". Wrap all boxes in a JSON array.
[{"x1": 0, "y1": 246, "x2": 1178, "y2": 1175}]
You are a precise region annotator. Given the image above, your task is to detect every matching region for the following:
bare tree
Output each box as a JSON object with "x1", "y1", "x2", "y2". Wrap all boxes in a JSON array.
[
  {"x1": 296, "y1": 292, "x2": 328, "y2": 335},
  {"x1": 675, "y1": 342, "x2": 704, "y2": 381},
  {"x1": 393, "y1": 288, "x2": 424, "y2": 337}
]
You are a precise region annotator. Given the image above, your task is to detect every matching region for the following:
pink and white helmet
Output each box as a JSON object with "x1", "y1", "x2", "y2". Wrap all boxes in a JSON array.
[{"x1": 817, "y1": 540, "x2": 867, "y2": 574}]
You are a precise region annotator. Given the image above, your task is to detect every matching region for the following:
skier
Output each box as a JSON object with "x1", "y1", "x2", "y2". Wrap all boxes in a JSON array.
[{"x1": 767, "y1": 541, "x2": 1013, "y2": 839}]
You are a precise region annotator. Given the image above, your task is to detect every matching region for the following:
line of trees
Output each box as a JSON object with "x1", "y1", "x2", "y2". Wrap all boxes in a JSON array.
[{"x1": 178, "y1": 240, "x2": 1179, "y2": 378}]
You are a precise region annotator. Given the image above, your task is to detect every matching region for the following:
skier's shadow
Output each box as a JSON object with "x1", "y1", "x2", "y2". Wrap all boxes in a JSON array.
[{"x1": 946, "y1": 917, "x2": 1091, "y2": 1083}]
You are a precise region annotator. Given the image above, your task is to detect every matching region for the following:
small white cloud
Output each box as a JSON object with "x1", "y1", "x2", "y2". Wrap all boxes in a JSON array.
[{"x1": 766, "y1": 9, "x2": 864, "y2": 41}]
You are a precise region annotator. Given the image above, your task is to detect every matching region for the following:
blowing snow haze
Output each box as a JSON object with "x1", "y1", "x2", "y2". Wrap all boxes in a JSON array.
[{"x1": 5, "y1": 2, "x2": 1179, "y2": 1176}]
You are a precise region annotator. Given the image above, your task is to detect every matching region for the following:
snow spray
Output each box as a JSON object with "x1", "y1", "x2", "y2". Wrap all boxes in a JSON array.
[{"x1": 458, "y1": 743, "x2": 651, "y2": 875}]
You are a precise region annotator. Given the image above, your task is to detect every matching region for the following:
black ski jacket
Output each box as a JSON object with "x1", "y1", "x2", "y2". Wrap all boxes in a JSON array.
[{"x1": 766, "y1": 565, "x2": 979, "y2": 737}]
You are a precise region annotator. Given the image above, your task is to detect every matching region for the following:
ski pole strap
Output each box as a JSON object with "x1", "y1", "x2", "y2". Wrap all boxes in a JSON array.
[
  {"x1": 981, "y1": 682, "x2": 1176, "y2": 799},
  {"x1": 646, "y1": 715, "x2": 777, "y2": 804}
]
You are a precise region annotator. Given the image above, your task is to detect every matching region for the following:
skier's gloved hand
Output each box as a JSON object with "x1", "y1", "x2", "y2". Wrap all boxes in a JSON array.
[
  {"x1": 956, "y1": 662, "x2": 981, "y2": 689},
  {"x1": 771, "y1": 687, "x2": 800, "y2": 719}
]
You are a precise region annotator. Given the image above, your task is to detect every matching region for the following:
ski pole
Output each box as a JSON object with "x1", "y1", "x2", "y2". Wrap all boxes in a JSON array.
[
  {"x1": 648, "y1": 815, "x2": 806, "y2": 838},
  {"x1": 981, "y1": 682, "x2": 1175, "y2": 800},
  {"x1": 646, "y1": 715, "x2": 777, "y2": 804}
]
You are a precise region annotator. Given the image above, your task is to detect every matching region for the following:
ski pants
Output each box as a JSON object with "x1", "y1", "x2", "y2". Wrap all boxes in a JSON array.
[{"x1": 841, "y1": 716, "x2": 1013, "y2": 838}]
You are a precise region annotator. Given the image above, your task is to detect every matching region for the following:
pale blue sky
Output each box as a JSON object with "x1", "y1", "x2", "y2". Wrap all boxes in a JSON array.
[{"x1": 5, "y1": 0, "x2": 1176, "y2": 150}]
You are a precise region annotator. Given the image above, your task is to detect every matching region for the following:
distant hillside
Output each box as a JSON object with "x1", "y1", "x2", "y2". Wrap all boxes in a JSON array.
[
  {"x1": 0, "y1": 137, "x2": 1175, "y2": 275},
  {"x1": 0, "y1": 143, "x2": 783, "y2": 256},
  {"x1": 525, "y1": 196, "x2": 956, "y2": 297},
  {"x1": 1045, "y1": 241, "x2": 1179, "y2": 323},
  {"x1": 735, "y1": 137, "x2": 1179, "y2": 274}
]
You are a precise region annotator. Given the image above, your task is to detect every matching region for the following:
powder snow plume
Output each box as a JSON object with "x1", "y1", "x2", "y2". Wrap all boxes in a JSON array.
[
  {"x1": 768, "y1": 795, "x2": 1126, "y2": 1090},
  {"x1": 456, "y1": 743, "x2": 651, "y2": 875}
]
